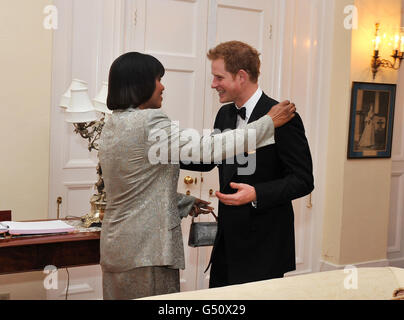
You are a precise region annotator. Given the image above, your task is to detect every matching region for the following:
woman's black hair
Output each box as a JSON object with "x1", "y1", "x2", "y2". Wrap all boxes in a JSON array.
[{"x1": 107, "y1": 52, "x2": 165, "y2": 110}]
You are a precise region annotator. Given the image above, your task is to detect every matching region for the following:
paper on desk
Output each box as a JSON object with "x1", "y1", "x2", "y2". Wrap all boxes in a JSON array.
[
  {"x1": 0, "y1": 223, "x2": 8, "y2": 233},
  {"x1": 1, "y1": 220, "x2": 75, "y2": 235}
]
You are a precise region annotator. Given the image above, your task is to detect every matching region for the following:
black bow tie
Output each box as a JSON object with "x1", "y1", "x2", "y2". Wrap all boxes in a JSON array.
[{"x1": 236, "y1": 107, "x2": 246, "y2": 120}]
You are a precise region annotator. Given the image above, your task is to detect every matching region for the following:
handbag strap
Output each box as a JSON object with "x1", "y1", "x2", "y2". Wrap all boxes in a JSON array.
[
  {"x1": 192, "y1": 211, "x2": 218, "y2": 223},
  {"x1": 210, "y1": 211, "x2": 218, "y2": 221}
]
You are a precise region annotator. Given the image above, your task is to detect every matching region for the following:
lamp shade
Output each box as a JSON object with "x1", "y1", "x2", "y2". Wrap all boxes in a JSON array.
[
  {"x1": 59, "y1": 79, "x2": 88, "y2": 109},
  {"x1": 65, "y1": 88, "x2": 98, "y2": 123},
  {"x1": 93, "y1": 82, "x2": 112, "y2": 114}
]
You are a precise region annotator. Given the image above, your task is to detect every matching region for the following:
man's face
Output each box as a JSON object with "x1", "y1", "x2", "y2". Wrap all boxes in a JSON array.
[{"x1": 211, "y1": 58, "x2": 241, "y2": 104}]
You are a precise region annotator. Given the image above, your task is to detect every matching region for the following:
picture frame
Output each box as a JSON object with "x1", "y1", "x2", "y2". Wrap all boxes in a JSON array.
[{"x1": 348, "y1": 82, "x2": 397, "y2": 159}]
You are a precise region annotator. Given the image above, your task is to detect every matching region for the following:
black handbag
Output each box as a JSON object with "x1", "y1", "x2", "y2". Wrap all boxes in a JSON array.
[{"x1": 188, "y1": 212, "x2": 218, "y2": 247}]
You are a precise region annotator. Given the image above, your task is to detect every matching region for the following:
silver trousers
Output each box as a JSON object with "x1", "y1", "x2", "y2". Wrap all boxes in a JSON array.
[{"x1": 102, "y1": 266, "x2": 180, "y2": 300}]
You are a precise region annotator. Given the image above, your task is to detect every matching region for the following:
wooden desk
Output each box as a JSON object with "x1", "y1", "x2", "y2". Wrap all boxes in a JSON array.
[{"x1": 0, "y1": 231, "x2": 100, "y2": 275}]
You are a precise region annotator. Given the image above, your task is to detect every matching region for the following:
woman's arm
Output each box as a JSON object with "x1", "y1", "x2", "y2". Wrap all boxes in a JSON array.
[
  {"x1": 177, "y1": 193, "x2": 196, "y2": 219},
  {"x1": 145, "y1": 101, "x2": 295, "y2": 164},
  {"x1": 145, "y1": 110, "x2": 274, "y2": 164}
]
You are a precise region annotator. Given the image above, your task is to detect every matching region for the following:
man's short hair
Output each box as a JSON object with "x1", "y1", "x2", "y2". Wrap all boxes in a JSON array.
[{"x1": 207, "y1": 41, "x2": 261, "y2": 83}]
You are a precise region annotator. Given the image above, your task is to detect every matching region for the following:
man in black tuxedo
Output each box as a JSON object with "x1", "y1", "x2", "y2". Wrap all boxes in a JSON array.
[{"x1": 181, "y1": 41, "x2": 314, "y2": 288}]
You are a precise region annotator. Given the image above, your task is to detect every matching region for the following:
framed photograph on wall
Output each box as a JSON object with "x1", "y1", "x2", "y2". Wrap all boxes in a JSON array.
[{"x1": 348, "y1": 82, "x2": 397, "y2": 159}]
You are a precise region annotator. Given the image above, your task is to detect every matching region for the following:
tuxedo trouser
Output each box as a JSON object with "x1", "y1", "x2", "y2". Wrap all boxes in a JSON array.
[
  {"x1": 209, "y1": 237, "x2": 229, "y2": 288},
  {"x1": 209, "y1": 237, "x2": 285, "y2": 288}
]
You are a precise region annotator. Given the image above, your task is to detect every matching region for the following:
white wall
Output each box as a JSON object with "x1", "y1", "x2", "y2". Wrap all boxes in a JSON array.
[
  {"x1": 0, "y1": 0, "x2": 53, "y2": 300},
  {"x1": 0, "y1": 0, "x2": 53, "y2": 220}
]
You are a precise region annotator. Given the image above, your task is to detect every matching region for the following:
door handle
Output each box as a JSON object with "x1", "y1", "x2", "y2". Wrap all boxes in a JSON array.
[
  {"x1": 57, "y1": 197, "x2": 62, "y2": 219},
  {"x1": 307, "y1": 193, "x2": 313, "y2": 209},
  {"x1": 184, "y1": 176, "x2": 194, "y2": 185}
]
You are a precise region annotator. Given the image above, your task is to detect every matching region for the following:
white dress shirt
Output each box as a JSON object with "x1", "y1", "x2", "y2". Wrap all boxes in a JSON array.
[{"x1": 235, "y1": 87, "x2": 263, "y2": 129}]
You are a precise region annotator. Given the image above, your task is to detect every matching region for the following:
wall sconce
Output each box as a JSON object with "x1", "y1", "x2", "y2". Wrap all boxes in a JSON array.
[
  {"x1": 59, "y1": 80, "x2": 111, "y2": 227},
  {"x1": 371, "y1": 23, "x2": 404, "y2": 79}
]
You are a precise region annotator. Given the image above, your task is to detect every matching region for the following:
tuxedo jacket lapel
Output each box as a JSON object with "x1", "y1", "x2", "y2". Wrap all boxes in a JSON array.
[{"x1": 248, "y1": 94, "x2": 270, "y2": 124}]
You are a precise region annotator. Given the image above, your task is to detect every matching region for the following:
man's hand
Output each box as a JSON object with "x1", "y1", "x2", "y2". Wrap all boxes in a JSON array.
[
  {"x1": 267, "y1": 100, "x2": 296, "y2": 128},
  {"x1": 215, "y1": 183, "x2": 257, "y2": 206},
  {"x1": 189, "y1": 198, "x2": 214, "y2": 217}
]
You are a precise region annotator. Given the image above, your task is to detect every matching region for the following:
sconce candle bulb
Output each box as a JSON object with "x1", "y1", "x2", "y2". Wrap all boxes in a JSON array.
[
  {"x1": 394, "y1": 34, "x2": 400, "y2": 51},
  {"x1": 401, "y1": 35, "x2": 404, "y2": 53},
  {"x1": 375, "y1": 36, "x2": 381, "y2": 51}
]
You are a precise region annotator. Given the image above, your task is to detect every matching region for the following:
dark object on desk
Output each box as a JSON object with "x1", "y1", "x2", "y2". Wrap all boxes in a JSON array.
[{"x1": 0, "y1": 210, "x2": 12, "y2": 222}]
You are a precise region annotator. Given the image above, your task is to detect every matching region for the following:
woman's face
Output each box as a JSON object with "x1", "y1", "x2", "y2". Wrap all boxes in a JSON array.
[{"x1": 141, "y1": 78, "x2": 165, "y2": 109}]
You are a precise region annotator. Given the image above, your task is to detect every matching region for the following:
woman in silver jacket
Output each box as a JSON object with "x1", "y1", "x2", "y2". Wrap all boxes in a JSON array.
[{"x1": 98, "y1": 52, "x2": 295, "y2": 300}]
